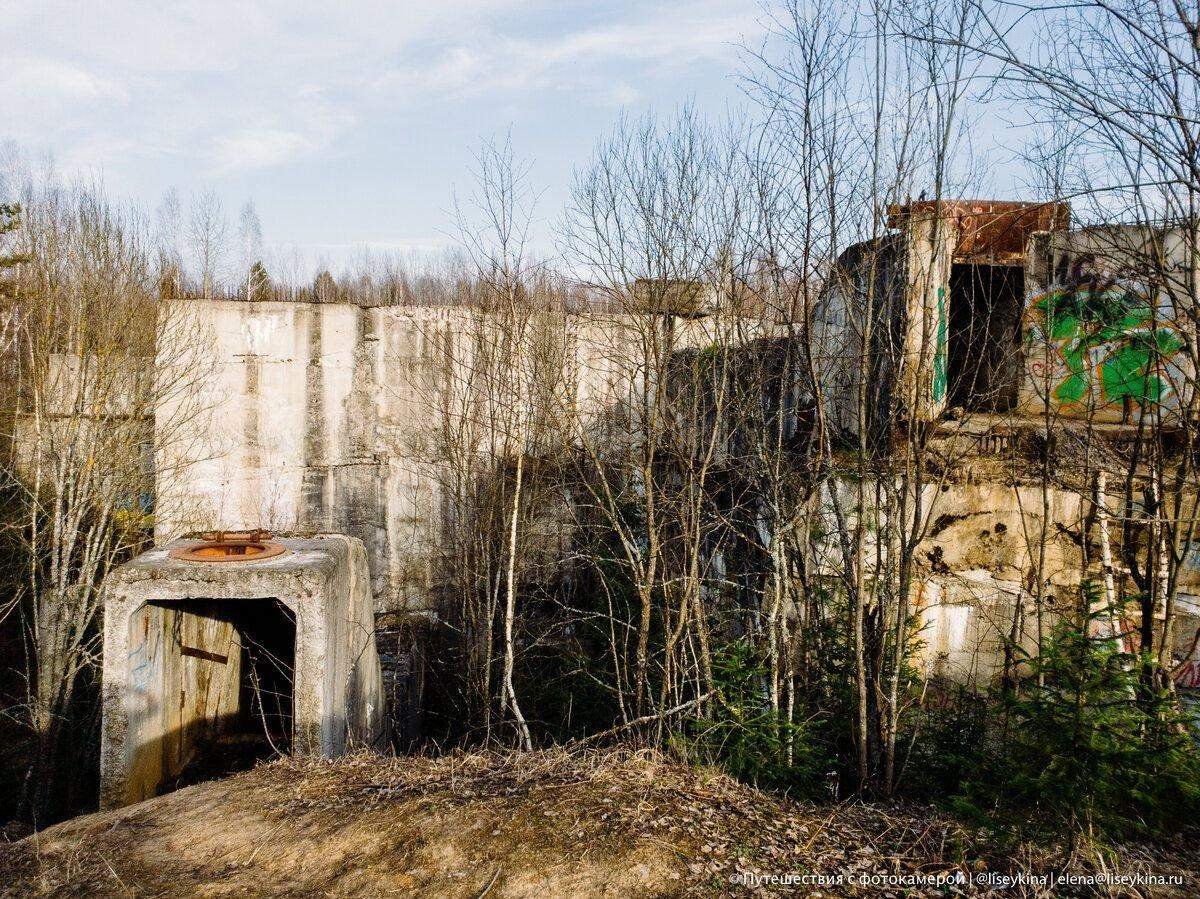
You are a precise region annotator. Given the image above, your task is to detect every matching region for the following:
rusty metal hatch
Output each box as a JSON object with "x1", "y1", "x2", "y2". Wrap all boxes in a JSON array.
[{"x1": 169, "y1": 529, "x2": 289, "y2": 563}]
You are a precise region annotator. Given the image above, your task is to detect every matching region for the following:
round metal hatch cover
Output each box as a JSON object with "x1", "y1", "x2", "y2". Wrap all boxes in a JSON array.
[{"x1": 169, "y1": 530, "x2": 289, "y2": 563}]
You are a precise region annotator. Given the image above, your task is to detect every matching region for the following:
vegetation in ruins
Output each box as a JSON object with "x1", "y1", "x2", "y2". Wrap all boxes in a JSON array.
[
  {"x1": 411, "y1": 0, "x2": 1200, "y2": 850},
  {"x1": 2, "y1": 0, "x2": 1200, "y2": 876},
  {"x1": 0, "y1": 165, "x2": 215, "y2": 824},
  {"x1": 956, "y1": 590, "x2": 1200, "y2": 842}
]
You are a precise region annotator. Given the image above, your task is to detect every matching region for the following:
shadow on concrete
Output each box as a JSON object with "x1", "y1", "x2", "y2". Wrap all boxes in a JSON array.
[{"x1": 124, "y1": 598, "x2": 295, "y2": 803}]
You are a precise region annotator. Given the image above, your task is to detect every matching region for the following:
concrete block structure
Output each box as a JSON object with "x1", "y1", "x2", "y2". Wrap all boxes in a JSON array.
[
  {"x1": 814, "y1": 199, "x2": 1196, "y2": 436},
  {"x1": 814, "y1": 199, "x2": 1072, "y2": 437},
  {"x1": 99, "y1": 533, "x2": 385, "y2": 809},
  {"x1": 804, "y1": 198, "x2": 1200, "y2": 683},
  {"x1": 151, "y1": 304, "x2": 728, "y2": 616}
]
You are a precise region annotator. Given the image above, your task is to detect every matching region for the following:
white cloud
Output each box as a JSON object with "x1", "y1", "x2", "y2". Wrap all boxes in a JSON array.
[
  {"x1": 6, "y1": 1, "x2": 759, "y2": 171},
  {"x1": 3, "y1": 1, "x2": 539, "y2": 174},
  {"x1": 534, "y1": 10, "x2": 753, "y2": 66},
  {"x1": 373, "y1": 2, "x2": 757, "y2": 104},
  {"x1": 211, "y1": 129, "x2": 315, "y2": 172},
  {"x1": 2, "y1": 0, "x2": 764, "y2": 249},
  {"x1": 7, "y1": 58, "x2": 126, "y2": 103},
  {"x1": 602, "y1": 83, "x2": 641, "y2": 107},
  {"x1": 205, "y1": 81, "x2": 357, "y2": 174},
  {"x1": 0, "y1": 57, "x2": 128, "y2": 134}
]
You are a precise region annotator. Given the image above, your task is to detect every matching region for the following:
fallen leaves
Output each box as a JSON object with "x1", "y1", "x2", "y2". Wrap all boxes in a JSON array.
[{"x1": 3, "y1": 748, "x2": 1199, "y2": 897}]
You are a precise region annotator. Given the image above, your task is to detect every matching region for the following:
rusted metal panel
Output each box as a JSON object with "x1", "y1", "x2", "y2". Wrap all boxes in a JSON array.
[
  {"x1": 887, "y1": 200, "x2": 1070, "y2": 264},
  {"x1": 179, "y1": 645, "x2": 229, "y2": 664}
]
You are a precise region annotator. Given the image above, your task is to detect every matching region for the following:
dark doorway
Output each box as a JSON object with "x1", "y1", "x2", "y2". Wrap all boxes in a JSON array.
[
  {"x1": 128, "y1": 598, "x2": 295, "y2": 798},
  {"x1": 947, "y1": 263, "x2": 1025, "y2": 411}
]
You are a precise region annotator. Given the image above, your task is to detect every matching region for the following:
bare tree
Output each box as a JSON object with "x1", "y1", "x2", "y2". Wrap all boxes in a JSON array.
[
  {"x1": 0, "y1": 165, "x2": 214, "y2": 823},
  {"x1": 740, "y1": 0, "x2": 995, "y2": 795},
  {"x1": 416, "y1": 138, "x2": 568, "y2": 749},
  {"x1": 155, "y1": 189, "x2": 184, "y2": 298},
  {"x1": 237, "y1": 201, "x2": 265, "y2": 300},
  {"x1": 558, "y1": 108, "x2": 758, "y2": 730},
  {"x1": 188, "y1": 188, "x2": 228, "y2": 301}
]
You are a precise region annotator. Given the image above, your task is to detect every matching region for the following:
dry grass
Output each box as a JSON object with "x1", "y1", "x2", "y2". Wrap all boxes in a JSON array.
[{"x1": 0, "y1": 748, "x2": 1197, "y2": 897}]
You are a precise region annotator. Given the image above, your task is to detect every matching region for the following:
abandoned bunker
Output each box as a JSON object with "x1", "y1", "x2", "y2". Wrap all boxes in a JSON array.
[{"x1": 99, "y1": 533, "x2": 385, "y2": 809}]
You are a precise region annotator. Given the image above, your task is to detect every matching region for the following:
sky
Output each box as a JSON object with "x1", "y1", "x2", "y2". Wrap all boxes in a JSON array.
[{"x1": 2, "y1": 0, "x2": 767, "y2": 275}]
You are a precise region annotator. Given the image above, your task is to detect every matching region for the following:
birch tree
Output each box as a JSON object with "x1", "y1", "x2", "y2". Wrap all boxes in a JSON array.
[
  {"x1": 188, "y1": 188, "x2": 227, "y2": 301},
  {"x1": 0, "y1": 169, "x2": 213, "y2": 822}
]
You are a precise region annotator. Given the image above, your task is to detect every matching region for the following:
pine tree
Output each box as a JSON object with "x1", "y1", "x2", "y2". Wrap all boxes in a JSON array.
[
  {"x1": 0, "y1": 204, "x2": 25, "y2": 300},
  {"x1": 956, "y1": 581, "x2": 1200, "y2": 840},
  {"x1": 247, "y1": 260, "x2": 271, "y2": 302}
]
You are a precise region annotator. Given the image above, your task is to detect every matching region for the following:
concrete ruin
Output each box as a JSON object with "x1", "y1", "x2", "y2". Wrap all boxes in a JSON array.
[
  {"x1": 813, "y1": 198, "x2": 1200, "y2": 682},
  {"x1": 816, "y1": 199, "x2": 1194, "y2": 434},
  {"x1": 152, "y1": 305, "x2": 718, "y2": 613},
  {"x1": 106, "y1": 196, "x2": 1197, "y2": 745},
  {"x1": 815, "y1": 199, "x2": 1066, "y2": 434},
  {"x1": 146, "y1": 305, "x2": 734, "y2": 721},
  {"x1": 99, "y1": 533, "x2": 385, "y2": 809}
]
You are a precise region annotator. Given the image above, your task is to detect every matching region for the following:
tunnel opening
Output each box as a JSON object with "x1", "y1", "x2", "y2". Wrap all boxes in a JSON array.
[
  {"x1": 946, "y1": 262, "x2": 1025, "y2": 411},
  {"x1": 126, "y1": 598, "x2": 295, "y2": 800}
]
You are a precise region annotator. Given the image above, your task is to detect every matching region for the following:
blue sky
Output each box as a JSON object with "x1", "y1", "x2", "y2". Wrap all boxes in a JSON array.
[{"x1": 4, "y1": 0, "x2": 766, "y2": 273}]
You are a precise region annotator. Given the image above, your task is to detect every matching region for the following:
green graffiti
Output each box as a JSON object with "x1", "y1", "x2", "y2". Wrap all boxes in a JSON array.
[
  {"x1": 933, "y1": 286, "x2": 947, "y2": 402},
  {"x1": 1027, "y1": 282, "x2": 1184, "y2": 409}
]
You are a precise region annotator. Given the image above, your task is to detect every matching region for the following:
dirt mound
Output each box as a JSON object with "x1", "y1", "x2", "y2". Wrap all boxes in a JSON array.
[{"x1": 1, "y1": 749, "x2": 1196, "y2": 897}]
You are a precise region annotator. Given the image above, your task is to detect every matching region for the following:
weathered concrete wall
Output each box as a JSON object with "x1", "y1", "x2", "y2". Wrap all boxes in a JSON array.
[
  {"x1": 156, "y1": 302, "x2": 418, "y2": 610},
  {"x1": 150, "y1": 297, "x2": 1200, "y2": 692},
  {"x1": 100, "y1": 534, "x2": 384, "y2": 809},
  {"x1": 807, "y1": 479, "x2": 1086, "y2": 682},
  {"x1": 811, "y1": 237, "x2": 904, "y2": 438},
  {"x1": 155, "y1": 301, "x2": 724, "y2": 614},
  {"x1": 899, "y1": 209, "x2": 955, "y2": 420},
  {"x1": 1018, "y1": 224, "x2": 1196, "y2": 422},
  {"x1": 809, "y1": 477, "x2": 1200, "y2": 684},
  {"x1": 816, "y1": 202, "x2": 1064, "y2": 436}
]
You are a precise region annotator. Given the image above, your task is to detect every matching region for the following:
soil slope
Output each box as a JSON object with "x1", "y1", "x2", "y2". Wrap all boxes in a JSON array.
[{"x1": 1, "y1": 750, "x2": 1196, "y2": 897}]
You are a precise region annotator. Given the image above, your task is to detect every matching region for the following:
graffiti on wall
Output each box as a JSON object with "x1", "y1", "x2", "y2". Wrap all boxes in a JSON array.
[
  {"x1": 933, "y1": 286, "x2": 948, "y2": 403},
  {"x1": 1176, "y1": 660, "x2": 1200, "y2": 690},
  {"x1": 1025, "y1": 257, "x2": 1186, "y2": 418}
]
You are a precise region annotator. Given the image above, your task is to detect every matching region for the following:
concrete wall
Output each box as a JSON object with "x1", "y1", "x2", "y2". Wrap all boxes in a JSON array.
[
  {"x1": 155, "y1": 301, "x2": 723, "y2": 614},
  {"x1": 899, "y1": 210, "x2": 955, "y2": 420},
  {"x1": 152, "y1": 298, "x2": 1200, "y2": 691},
  {"x1": 121, "y1": 602, "x2": 244, "y2": 804},
  {"x1": 805, "y1": 479, "x2": 1088, "y2": 682},
  {"x1": 1018, "y1": 224, "x2": 1196, "y2": 422},
  {"x1": 812, "y1": 237, "x2": 904, "y2": 438},
  {"x1": 806, "y1": 477, "x2": 1200, "y2": 684}
]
